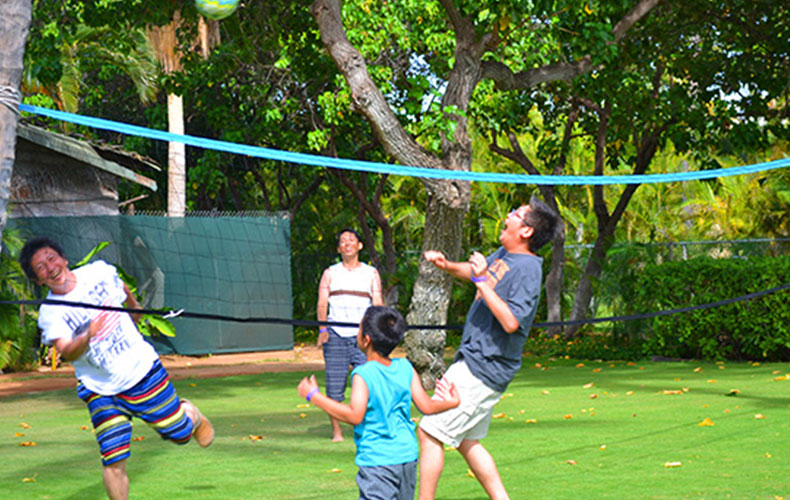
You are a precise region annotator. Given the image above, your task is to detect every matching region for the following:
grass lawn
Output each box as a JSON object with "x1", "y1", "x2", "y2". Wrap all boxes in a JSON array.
[{"x1": 2, "y1": 357, "x2": 789, "y2": 499}]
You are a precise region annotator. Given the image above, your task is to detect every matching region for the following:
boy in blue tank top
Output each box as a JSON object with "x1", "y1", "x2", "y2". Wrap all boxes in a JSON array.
[{"x1": 298, "y1": 306, "x2": 460, "y2": 500}]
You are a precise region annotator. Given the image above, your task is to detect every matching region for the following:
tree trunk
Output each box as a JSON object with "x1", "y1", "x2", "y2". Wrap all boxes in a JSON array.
[
  {"x1": 404, "y1": 195, "x2": 466, "y2": 389},
  {"x1": 564, "y1": 231, "x2": 612, "y2": 339},
  {"x1": 544, "y1": 217, "x2": 566, "y2": 336},
  {"x1": 0, "y1": 0, "x2": 32, "y2": 249}
]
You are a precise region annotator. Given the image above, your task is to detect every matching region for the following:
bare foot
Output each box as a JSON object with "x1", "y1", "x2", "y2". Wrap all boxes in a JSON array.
[{"x1": 331, "y1": 435, "x2": 344, "y2": 443}]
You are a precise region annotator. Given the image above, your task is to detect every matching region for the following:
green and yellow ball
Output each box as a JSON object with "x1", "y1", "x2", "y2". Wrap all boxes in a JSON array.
[{"x1": 195, "y1": 0, "x2": 240, "y2": 20}]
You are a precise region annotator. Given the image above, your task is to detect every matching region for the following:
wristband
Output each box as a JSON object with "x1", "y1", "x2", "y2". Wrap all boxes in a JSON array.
[
  {"x1": 306, "y1": 387, "x2": 320, "y2": 402},
  {"x1": 471, "y1": 275, "x2": 488, "y2": 283},
  {"x1": 319, "y1": 326, "x2": 329, "y2": 333}
]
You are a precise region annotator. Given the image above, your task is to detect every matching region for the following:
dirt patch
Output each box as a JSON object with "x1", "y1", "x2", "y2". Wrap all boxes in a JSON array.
[{"x1": 0, "y1": 344, "x2": 326, "y2": 398}]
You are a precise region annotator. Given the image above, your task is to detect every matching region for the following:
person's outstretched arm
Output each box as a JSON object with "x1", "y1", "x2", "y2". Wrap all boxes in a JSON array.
[
  {"x1": 297, "y1": 374, "x2": 368, "y2": 425},
  {"x1": 410, "y1": 370, "x2": 460, "y2": 415},
  {"x1": 424, "y1": 250, "x2": 474, "y2": 281}
]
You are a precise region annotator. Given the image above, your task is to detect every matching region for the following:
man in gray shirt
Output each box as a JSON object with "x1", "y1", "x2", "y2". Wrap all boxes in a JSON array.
[{"x1": 418, "y1": 195, "x2": 560, "y2": 500}]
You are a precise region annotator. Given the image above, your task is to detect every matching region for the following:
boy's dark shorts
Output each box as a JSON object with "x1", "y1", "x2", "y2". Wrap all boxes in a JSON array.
[{"x1": 356, "y1": 460, "x2": 417, "y2": 500}]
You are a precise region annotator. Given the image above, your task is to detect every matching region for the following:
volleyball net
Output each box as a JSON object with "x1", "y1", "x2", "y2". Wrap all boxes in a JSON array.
[{"x1": 3, "y1": 105, "x2": 790, "y2": 356}]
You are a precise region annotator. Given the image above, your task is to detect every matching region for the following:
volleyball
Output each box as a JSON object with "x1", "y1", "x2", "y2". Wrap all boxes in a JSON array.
[{"x1": 195, "y1": 0, "x2": 240, "y2": 20}]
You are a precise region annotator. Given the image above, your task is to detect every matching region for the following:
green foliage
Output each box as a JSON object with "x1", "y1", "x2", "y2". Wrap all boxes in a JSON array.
[
  {"x1": 0, "y1": 230, "x2": 40, "y2": 372},
  {"x1": 632, "y1": 256, "x2": 790, "y2": 361}
]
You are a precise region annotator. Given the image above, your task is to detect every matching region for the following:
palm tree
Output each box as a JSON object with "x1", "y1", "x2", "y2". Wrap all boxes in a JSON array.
[
  {"x1": 148, "y1": 12, "x2": 220, "y2": 217},
  {"x1": 22, "y1": 23, "x2": 158, "y2": 119},
  {"x1": 0, "y1": 0, "x2": 33, "y2": 250}
]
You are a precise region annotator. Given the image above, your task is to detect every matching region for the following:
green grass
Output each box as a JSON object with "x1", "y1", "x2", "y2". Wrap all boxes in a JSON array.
[{"x1": 2, "y1": 358, "x2": 790, "y2": 499}]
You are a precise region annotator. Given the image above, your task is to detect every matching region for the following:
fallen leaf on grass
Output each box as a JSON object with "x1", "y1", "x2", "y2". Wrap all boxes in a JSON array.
[
  {"x1": 626, "y1": 391, "x2": 634, "y2": 396},
  {"x1": 627, "y1": 362, "x2": 636, "y2": 366},
  {"x1": 296, "y1": 403, "x2": 310, "y2": 408},
  {"x1": 19, "y1": 423, "x2": 30, "y2": 429},
  {"x1": 773, "y1": 375, "x2": 788, "y2": 381},
  {"x1": 662, "y1": 390, "x2": 683, "y2": 395},
  {"x1": 726, "y1": 389, "x2": 740, "y2": 397},
  {"x1": 500, "y1": 393, "x2": 514, "y2": 399},
  {"x1": 664, "y1": 461, "x2": 682, "y2": 468},
  {"x1": 492, "y1": 413, "x2": 507, "y2": 419},
  {"x1": 525, "y1": 419, "x2": 538, "y2": 424},
  {"x1": 132, "y1": 436, "x2": 144, "y2": 442},
  {"x1": 566, "y1": 460, "x2": 577, "y2": 465},
  {"x1": 14, "y1": 432, "x2": 25, "y2": 437},
  {"x1": 248, "y1": 435, "x2": 264, "y2": 442},
  {"x1": 589, "y1": 394, "x2": 598, "y2": 399},
  {"x1": 693, "y1": 367, "x2": 703, "y2": 373},
  {"x1": 563, "y1": 414, "x2": 573, "y2": 420},
  {"x1": 600, "y1": 445, "x2": 606, "y2": 450},
  {"x1": 80, "y1": 425, "x2": 89, "y2": 431},
  {"x1": 299, "y1": 413, "x2": 307, "y2": 418},
  {"x1": 698, "y1": 418, "x2": 715, "y2": 426},
  {"x1": 22, "y1": 475, "x2": 37, "y2": 483},
  {"x1": 329, "y1": 468, "x2": 342, "y2": 473},
  {"x1": 19, "y1": 441, "x2": 37, "y2": 447},
  {"x1": 576, "y1": 363, "x2": 585, "y2": 368},
  {"x1": 592, "y1": 368, "x2": 602, "y2": 373},
  {"x1": 189, "y1": 383, "x2": 197, "y2": 387},
  {"x1": 541, "y1": 390, "x2": 550, "y2": 395},
  {"x1": 765, "y1": 453, "x2": 772, "y2": 458},
  {"x1": 755, "y1": 414, "x2": 765, "y2": 419},
  {"x1": 583, "y1": 382, "x2": 594, "y2": 389},
  {"x1": 467, "y1": 468, "x2": 476, "y2": 478},
  {"x1": 707, "y1": 379, "x2": 717, "y2": 384}
]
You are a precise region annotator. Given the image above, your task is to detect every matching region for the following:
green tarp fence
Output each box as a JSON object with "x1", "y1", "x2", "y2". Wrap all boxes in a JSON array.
[{"x1": 9, "y1": 214, "x2": 292, "y2": 355}]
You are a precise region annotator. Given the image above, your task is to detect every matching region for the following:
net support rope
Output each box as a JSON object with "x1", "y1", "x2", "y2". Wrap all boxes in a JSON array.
[{"x1": 2, "y1": 282, "x2": 788, "y2": 331}]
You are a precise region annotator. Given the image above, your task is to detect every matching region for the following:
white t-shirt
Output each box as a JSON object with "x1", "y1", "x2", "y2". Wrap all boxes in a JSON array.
[
  {"x1": 38, "y1": 260, "x2": 159, "y2": 395},
  {"x1": 327, "y1": 262, "x2": 377, "y2": 337}
]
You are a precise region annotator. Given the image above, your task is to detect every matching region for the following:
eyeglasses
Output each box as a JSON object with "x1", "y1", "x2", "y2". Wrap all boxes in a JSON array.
[{"x1": 508, "y1": 209, "x2": 530, "y2": 227}]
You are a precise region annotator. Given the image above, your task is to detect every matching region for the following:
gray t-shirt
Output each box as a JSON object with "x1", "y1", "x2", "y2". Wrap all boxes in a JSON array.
[{"x1": 455, "y1": 246, "x2": 543, "y2": 392}]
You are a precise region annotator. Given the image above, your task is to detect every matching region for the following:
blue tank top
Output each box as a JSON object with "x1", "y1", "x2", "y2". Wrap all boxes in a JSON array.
[{"x1": 351, "y1": 358, "x2": 418, "y2": 466}]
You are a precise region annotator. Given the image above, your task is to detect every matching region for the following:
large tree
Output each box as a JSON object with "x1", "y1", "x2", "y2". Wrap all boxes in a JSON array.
[
  {"x1": 482, "y1": 0, "x2": 789, "y2": 338},
  {"x1": 0, "y1": 0, "x2": 32, "y2": 251},
  {"x1": 311, "y1": 0, "x2": 658, "y2": 386}
]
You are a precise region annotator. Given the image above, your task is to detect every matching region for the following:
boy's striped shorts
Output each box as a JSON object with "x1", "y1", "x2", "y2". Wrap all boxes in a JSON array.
[{"x1": 77, "y1": 360, "x2": 194, "y2": 466}]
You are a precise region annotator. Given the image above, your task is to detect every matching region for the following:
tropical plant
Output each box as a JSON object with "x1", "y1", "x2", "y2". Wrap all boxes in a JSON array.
[{"x1": 0, "y1": 229, "x2": 39, "y2": 372}]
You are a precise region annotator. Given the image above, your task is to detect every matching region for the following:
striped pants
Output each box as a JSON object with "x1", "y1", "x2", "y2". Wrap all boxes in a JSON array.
[{"x1": 77, "y1": 360, "x2": 194, "y2": 466}]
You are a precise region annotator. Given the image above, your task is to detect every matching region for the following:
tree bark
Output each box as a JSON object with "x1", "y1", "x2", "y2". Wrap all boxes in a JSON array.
[
  {"x1": 405, "y1": 196, "x2": 466, "y2": 389},
  {"x1": 0, "y1": 0, "x2": 32, "y2": 249}
]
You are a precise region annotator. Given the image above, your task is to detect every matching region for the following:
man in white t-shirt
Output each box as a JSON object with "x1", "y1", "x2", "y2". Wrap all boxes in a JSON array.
[
  {"x1": 316, "y1": 228, "x2": 383, "y2": 441},
  {"x1": 19, "y1": 236, "x2": 214, "y2": 500}
]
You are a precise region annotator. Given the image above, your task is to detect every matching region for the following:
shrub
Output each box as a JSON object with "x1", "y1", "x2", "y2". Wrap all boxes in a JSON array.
[
  {"x1": 523, "y1": 332, "x2": 645, "y2": 361},
  {"x1": 632, "y1": 255, "x2": 790, "y2": 361}
]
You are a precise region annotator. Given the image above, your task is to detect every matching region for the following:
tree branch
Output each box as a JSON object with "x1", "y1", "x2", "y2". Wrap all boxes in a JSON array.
[
  {"x1": 310, "y1": 0, "x2": 442, "y2": 187},
  {"x1": 481, "y1": 0, "x2": 661, "y2": 91}
]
